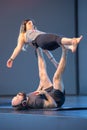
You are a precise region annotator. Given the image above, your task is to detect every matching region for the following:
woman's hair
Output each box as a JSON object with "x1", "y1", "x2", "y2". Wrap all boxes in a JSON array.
[
  {"x1": 19, "y1": 18, "x2": 36, "y2": 33},
  {"x1": 19, "y1": 19, "x2": 37, "y2": 51}
]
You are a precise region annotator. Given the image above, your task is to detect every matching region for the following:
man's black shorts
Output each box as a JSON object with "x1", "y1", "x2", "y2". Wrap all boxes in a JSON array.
[{"x1": 45, "y1": 87, "x2": 65, "y2": 107}]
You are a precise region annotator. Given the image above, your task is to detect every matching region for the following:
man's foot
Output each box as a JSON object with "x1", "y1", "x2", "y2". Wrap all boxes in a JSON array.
[
  {"x1": 70, "y1": 44, "x2": 77, "y2": 53},
  {"x1": 64, "y1": 44, "x2": 80, "y2": 53}
]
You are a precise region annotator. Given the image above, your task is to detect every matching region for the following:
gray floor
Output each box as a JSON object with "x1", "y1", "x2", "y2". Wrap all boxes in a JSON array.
[
  {"x1": 0, "y1": 96, "x2": 87, "y2": 130},
  {"x1": 0, "y1": 96, "x2": 87, "y2": 118}
]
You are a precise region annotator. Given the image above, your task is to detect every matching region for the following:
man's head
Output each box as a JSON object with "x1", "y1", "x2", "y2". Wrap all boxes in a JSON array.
[{"x1": 11, "y1": 92, "x2": 28, "y2": 110}]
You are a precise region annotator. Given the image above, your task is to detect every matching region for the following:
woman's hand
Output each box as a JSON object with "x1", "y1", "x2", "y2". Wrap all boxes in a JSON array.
[{"x1": 6, "y1": 58, "x2": 14, "y2": 68}]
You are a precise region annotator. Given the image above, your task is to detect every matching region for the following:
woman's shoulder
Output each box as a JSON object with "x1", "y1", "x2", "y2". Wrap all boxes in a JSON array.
[{"x1": 18, "y1": 33, "x2": 26, "y2": 42}]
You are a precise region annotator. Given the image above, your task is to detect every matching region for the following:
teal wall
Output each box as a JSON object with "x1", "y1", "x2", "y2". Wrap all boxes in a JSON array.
[{"x1": 0, "y1": 0, "x2": 86, "y2": 95}]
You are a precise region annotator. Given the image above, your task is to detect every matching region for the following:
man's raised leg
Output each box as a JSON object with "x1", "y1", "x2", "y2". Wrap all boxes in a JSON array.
[
  {"x1": 53, "y1": 46, "x2": 67, "y2": 92},
  {"x1": 36, "y1": 48, "x2": 52, "y2": 91}
]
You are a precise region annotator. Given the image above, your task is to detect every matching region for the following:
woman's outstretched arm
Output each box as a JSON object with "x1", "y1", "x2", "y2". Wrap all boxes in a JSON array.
[{"x1": 6, "y1": 34, "x2": 25, "y2": 68}]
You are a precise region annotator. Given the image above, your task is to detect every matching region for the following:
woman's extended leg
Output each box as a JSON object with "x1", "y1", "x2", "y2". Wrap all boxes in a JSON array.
[
  {"x1": 60, "y1": 35, "x2": 83, "y2": 52},
  {"x1": 35, "y1": 34, "x2": 83, "y2": 52}
]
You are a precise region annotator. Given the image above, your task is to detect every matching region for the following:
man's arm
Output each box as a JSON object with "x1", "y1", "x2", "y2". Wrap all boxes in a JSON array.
[{"x1": 38, "y1": 90, "x2": 57, "y2": 108}]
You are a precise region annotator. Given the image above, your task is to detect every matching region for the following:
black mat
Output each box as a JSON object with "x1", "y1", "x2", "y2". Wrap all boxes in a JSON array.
[{"x1": 0, "y1": 105, "x2": 87, "y2": 111}]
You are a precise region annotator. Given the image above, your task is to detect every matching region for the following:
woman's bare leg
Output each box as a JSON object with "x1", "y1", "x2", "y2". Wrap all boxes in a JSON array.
[{"x1": 61, "y1": 35, "x2": 83, "y2": 53}]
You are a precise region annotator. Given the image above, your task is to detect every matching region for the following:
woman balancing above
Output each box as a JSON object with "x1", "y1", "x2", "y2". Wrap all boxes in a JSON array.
[{"x1": 6, "y1": 19, "x2": 83, "y2": 68}]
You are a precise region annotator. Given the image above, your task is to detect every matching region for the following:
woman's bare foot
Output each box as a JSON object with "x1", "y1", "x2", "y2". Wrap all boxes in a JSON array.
[
  {"x1": 63, "y1": 35, "x2": 83, "y2": 53},
  {"x1": 71, "y1": 35, "x2": 83, "y2": 52},
  {"x1": 72, "y1": 35, "x2": 83, "y2": 45}
]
